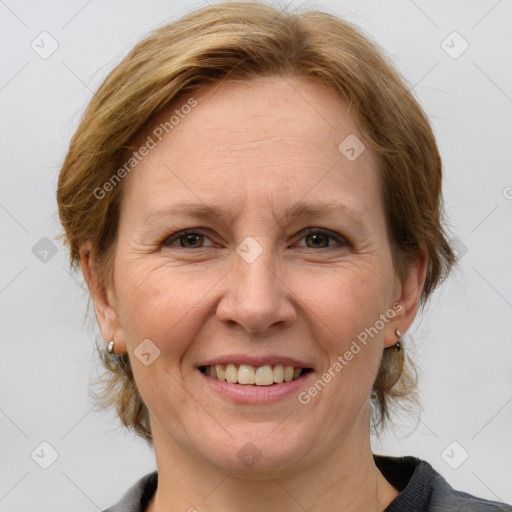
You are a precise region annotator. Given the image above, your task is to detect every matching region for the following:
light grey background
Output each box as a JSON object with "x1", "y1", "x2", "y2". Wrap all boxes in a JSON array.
[{"x1": 1, "y1": 0, "x2": 511, "y2": 510}]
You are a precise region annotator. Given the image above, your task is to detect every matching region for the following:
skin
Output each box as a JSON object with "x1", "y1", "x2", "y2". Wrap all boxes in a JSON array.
[{"x1": 81, "y1": 76, "x2": 427, "y2": 511}]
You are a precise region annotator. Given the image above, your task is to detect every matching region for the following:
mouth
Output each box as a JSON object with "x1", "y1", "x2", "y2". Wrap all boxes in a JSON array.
[{"x1": 198, "y1": 364, "x2": 313, "y2": 386}]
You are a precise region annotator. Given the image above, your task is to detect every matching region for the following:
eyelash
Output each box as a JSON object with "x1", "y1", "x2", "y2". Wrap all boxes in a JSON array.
[{"x1": 162, "y1": 228, "x2": 349, "y2": 250}]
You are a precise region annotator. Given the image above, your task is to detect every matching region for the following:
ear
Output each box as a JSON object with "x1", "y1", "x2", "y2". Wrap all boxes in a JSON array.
[
  {"x1": 79, "y1": 241, "x2": 126, "y2": 354},
  {"x1": 383, "y1": 247, "x2": 428, "y2": 348}
]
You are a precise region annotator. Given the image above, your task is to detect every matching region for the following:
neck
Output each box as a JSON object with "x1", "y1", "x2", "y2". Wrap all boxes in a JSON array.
[{"x1": 146, "y1": 416, "x2": 399, "y2": 512}]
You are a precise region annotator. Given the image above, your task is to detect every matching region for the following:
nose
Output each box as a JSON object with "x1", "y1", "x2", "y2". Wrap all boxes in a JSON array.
[{"x1": 214, "y1": 243, "x2": 297, "y2": 334}]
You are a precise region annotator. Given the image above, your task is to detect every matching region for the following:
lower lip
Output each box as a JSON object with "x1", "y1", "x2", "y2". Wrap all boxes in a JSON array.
[{"x1": 198, "y1": 369, "x2": 314, "y2": 404}]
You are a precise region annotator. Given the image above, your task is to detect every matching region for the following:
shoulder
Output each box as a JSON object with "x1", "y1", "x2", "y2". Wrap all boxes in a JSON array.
[
  {"x1": 101, "y1": 460, "x2": 512, "y2": 512},
  {"x1": 102, "y1": 471, "x2": 158, "y2": 512},
  {"x1": 375, "y1": 454, "x2": 512, "y2": 512}
]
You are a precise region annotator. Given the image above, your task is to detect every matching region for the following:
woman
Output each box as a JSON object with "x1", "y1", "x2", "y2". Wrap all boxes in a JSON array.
[{"x1": 57, "y1": 2, "x2": 512, "y2": 511}]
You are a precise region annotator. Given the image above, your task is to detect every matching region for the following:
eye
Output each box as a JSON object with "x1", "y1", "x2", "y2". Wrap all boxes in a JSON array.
[
  {"x1": 162, "y1": 229, "x2": 214, "y2": 249},
  {"x1": 162, "y1": 228, "x2": 348, "y2": 250},
  {"x1": 296, "y1": 228, "x2": 348, "y2": 250}
]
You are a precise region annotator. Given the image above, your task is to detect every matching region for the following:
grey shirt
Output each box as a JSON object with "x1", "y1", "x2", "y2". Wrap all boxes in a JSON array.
[{"x1": 103, "y1": 455, "x2": 512, "y2": 511}]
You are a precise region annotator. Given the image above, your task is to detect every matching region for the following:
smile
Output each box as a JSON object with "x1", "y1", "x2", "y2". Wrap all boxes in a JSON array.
[{"x1": 199, "y1": 364, "x2": 312, "y2": 386}]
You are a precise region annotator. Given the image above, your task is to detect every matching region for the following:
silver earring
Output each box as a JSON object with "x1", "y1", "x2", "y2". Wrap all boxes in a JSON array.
[
  {"x1": 394, "y1": 329, "x2": 402, "y2": 351},
  {"x1": 107, "y1": 340, "x2": 115, "y2": 354}
]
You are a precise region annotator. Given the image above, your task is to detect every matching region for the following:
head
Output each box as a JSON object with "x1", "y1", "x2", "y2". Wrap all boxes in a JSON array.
[{"x1": 57, "y1": 1, "x2": 454, "y2": 468}]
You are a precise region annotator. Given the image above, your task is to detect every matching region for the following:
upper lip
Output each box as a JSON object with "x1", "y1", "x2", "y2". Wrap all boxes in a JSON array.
[{"x1": 198, "y1": 354, "x2": 313, "y2": 370}]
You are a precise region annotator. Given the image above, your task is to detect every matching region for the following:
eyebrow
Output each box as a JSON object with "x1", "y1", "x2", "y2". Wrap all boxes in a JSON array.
[
  {"x1": 143, "y1": 200, "x2": 366, "y2": 227},
  {"x1": 144, "y1": 201, "x2": 362, "y2": 218},
  {"x1": 280, "y1": 201, "x2": 364, "y2": 223}
]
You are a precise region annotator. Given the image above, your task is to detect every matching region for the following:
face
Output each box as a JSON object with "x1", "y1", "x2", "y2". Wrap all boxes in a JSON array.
[{"x1": 91, "y1": 76, "x2": 421, "y2": 476}]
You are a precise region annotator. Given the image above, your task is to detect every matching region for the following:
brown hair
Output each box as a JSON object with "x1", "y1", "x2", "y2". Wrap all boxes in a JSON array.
[{"x1": 57, "y1": 1, "x2": 455, "y2": 442}]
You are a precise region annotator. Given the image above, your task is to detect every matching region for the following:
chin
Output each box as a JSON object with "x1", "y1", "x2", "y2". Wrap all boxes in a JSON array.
[{"x1": 196, "y1": 425, "x2": 312, "y2": 475}]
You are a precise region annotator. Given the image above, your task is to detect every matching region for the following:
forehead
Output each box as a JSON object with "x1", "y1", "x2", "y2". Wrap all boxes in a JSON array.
[{"x1": 121, "y1": 76, "x2": 382, "y2": 221}]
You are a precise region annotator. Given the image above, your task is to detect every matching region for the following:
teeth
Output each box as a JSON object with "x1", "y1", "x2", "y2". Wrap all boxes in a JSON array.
[
  {"x1": 202, "y1": 363, "x2": 306, "y2": 386},
  {"x1": 284, "y1": 366, "x2": 294, "y2": 382},
  {"x1": 273, "y1": 364, "x2": 284, "y2": 383},
  {"x1": 225, "y1": 364, "x2": 238, "y2": 383},
  {"x1": 238, "y1": 364, "x2": 255, "y2": 385},
  {"x1": 215, "y1": 364, "x2": 226, "y2": 381},
  {"x1": 255, "y1": 365, "x2": 274, "y2": 386}
]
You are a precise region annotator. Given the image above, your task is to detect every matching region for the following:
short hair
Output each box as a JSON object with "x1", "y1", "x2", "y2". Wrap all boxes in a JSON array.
[{"x1": 57, "y1": 1, "x2": 455, "y2": 442}]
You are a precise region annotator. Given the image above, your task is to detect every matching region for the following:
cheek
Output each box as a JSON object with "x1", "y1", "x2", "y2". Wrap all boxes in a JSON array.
[
  {"x1": 114, "y1": 257, "x2": 222, "y2": 351},
  {"x1": 303, "y1": 262, "x2": 393, "y2": 337},
  {"x1": 113, "y1": 260, "x2": 217, "y2": 417},
  {"x1": 302, "y1": 264, "x2": 392, "y2": 389}
]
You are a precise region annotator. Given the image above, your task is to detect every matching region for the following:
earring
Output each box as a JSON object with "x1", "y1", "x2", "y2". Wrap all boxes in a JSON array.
[
  {"x1": 394, "y1": 328, "x2": 402, "y2": 351},
  {"x1": 107, "y1": 340, "x2": 115, "y2": 354}
]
